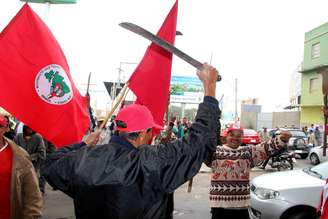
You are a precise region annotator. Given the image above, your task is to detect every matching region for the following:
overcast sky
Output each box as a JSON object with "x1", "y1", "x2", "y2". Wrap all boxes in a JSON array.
[{"x1": 1, "y1": 0, "x2": 328, "y2": 113}]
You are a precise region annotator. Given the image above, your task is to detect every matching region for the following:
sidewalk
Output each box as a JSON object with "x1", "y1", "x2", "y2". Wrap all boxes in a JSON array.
[{"x1": 42, "y1": 185, "x2": 75, "y2": 219}]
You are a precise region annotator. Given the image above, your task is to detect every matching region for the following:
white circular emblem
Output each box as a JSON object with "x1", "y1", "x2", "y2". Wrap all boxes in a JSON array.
[{"x1": 35, "y1": 64, "x2": 73, "y2": 105}]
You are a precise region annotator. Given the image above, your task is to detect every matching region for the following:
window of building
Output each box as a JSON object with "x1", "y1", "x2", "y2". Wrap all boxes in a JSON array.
[
  {"x1": 309, "y1": 78, "x2": 319, "y2": 93},
  {"x1": 297, "y1": 95, "x2": 301, "y2": 104},
  {"x1": 311, "y1": 43, "x2": 320, "y2": 59}
]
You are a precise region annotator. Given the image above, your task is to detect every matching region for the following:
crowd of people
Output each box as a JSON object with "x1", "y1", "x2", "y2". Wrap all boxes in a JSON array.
[
  {"x1": 302, "y1": 124, "x2": 324, "y2": 147},
  {"x1": 0, "y1": 64, "x2": 327, "y2": 219},
  {"x1": 257, "y1": 123, "x2": 324, "y2": 148}
]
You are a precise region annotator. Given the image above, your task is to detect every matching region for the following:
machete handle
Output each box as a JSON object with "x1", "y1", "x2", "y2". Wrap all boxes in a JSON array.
[{"x1": 194, "y1": 62, "x2": 222, "y2": 82}]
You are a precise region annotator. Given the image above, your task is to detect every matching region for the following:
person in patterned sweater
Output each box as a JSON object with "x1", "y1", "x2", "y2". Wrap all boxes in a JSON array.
[{"x1": 208, "y1": 124, "x2": 291, "y2": 219}]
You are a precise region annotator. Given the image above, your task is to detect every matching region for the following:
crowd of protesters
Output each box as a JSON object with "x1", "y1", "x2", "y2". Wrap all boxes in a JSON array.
[{"x1": 1, "y1": 73, "x2": 327, "y2": 219}]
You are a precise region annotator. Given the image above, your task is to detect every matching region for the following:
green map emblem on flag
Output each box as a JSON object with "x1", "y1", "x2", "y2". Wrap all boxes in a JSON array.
[{"x1": 35, "y1": 64, "x2": 73, "y2": 105}]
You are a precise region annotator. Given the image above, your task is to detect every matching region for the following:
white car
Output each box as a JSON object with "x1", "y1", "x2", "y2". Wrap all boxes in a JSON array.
[
  {"x1": 250, "y1": 162, "x2": 328, "y2": 219},
  {"x1": 309, "y1": 146, "x2": 328, "y2": 165}
]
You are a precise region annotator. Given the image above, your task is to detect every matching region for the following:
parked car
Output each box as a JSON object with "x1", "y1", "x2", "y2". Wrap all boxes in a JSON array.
[
  {"x1": 242, "y1": 129, "x2": 260, "y2": 145},
  {"x1": 220, "y1": 128, "x2": 260, "y2": 145},
  {"x1": 276, "y1": 128, "x2": 309, "y2": 159},
  {"x1": 250, "y1": 161, "x2": 328, "y2": 219},
  {"x1": 309, "y1": 145, "x2": 328, "y2": 165}
]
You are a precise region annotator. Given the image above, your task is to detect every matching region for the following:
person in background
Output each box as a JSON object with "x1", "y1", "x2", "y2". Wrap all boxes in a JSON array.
[
  {"x1": 0, "y1": 114, "x2": 42, "y2": 219},
  {"x1": 14, "y1": 125, "x2": 46, "y2": 193},
  {"x1": 208, "y1": 124, "x2": 291, "y2": 219},
  {"x1": 156, "y1": 121, "x2": 176, "y2": 145},
  {"x1": 315, "y1": 126, "x2": 322, "y2": 146},
  {"x1": 176, "y1": 120, "x2": 182, "y2": 139},
  {"x1": 309, "y1": 124, "x2": 315, "y2": 133},
  {"x1": 259, "y1": 127, "x2": 270, "y2": 142},
  {"x1": 42, "y1": 63, "x2": 220, "y2": 219},
  {"x1": 181, "y1": 117, "x2": 190, "y2": 138},
  {"x1": 3, "y1": 115, "x2": 15, "y2": 140},
  {"x1": 96, "y1": 117, "x2": 111, "y2": 144},
  {"x1": 170, "y1": 117, "x2": 179, "y2": 137},
  {"x1": 308, "y1": 129, "x2": 316, "y2": 147},
  {"x1": 14, "y1": 120, "x2": 24, "y2": 135},
  {"x1": 109, "y1": 115, "x2": 116, "y2": 136}
]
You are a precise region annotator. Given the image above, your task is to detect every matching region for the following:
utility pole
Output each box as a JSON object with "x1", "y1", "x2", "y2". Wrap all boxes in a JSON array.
[
  {"x1": 113, "y1": 61, "x2": 137, "y2": 101},
  {"x1": 235, "y1": 78, "x2": 238, "y2": 123},
  {"x1": 318, "y1": 67, "x2": 328, "y2": 156}
]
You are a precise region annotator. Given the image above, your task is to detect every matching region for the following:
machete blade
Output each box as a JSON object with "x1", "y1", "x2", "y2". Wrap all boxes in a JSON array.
[{"x1": 119, "y1": 22, "x2": 221, "y2": 81}]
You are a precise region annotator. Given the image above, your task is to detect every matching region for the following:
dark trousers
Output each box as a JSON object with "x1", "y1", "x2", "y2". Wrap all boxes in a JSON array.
[{"x1": 211, "y1": 207, "x2": 249, "y2": 219}]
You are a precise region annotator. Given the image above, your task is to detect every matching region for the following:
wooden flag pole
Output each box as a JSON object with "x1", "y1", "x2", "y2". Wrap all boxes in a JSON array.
[{"x1": 99, "y1": 82, "x2": 129, "y2": 130}]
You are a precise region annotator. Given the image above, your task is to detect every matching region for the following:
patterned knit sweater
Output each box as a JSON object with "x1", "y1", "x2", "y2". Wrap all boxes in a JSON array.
[{"x1": 209, "y1": 137, "x2": 285, "y2": 209}]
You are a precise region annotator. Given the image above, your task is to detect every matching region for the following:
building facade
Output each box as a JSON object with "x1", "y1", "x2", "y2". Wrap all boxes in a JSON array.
[{"x1": 301, "y1": 22, "x2": 328, "y2": 126}]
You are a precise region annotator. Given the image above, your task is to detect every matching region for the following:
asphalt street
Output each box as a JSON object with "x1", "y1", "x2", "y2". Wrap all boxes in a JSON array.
[{"x1": 41, "y1": 159, "x2": 313, "y2": 219}]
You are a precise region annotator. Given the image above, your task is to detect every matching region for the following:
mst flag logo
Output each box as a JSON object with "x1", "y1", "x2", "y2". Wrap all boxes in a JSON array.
[{"x1": 35, "y1": 64, "x2": 73, "y2": 105}]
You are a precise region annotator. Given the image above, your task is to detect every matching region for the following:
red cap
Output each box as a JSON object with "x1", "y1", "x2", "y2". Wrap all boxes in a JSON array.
[
  {"x1": 0, "y1": 115, "x2": 8, "y2": 127},
  {"x1": 221, "y1": 124, "x2": 243, "y2": 137},
  {"x1": 115, "y1": 104, "x2": 163, "y2": 133},
  {"x1": 227, "y1": 124, "x2": 243, "y2": 133}
]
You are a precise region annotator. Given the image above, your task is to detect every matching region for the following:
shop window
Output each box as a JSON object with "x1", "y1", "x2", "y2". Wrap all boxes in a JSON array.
[{"x1": 312, "y1": 43, "x2": 320, "y2": 59}]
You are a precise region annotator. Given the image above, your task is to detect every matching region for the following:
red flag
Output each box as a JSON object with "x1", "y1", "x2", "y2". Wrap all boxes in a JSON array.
[
  {"x1": 128, "y1": 0, "x2": 178, "y2": 129},
  {"x1": 0, "y1": 4, "x2": 89, "y2": 147}
]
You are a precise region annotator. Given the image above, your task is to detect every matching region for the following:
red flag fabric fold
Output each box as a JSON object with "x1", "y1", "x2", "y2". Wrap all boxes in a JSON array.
[
  {"x1": 0, "y1": 4, "x2": 89, "y2": 147},
  {"x1": 128, "y1": 0, "x2": 178, "y2": 128}
]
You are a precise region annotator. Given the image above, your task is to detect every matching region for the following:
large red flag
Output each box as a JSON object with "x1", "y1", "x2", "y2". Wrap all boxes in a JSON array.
[
  {"x1": 0, "y1": 4, "x2": 89, "y2": 147},
  {"x1": 128, "y1": 0, "x2": 178, "y2": 128}
]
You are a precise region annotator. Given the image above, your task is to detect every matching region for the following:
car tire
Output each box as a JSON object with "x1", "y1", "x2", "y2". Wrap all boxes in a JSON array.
[
  {"x1": 310, "y1": 153, "x2": 320, "y2": 165},
  {"x1": 286, "y1": 210, "x2": 316, "y2": 219}
]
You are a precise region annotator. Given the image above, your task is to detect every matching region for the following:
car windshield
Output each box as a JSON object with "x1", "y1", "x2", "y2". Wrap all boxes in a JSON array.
[
  {"x1": 303, "y1": 161, "x2": 328, "y2": 179},
  {"x1": 244, "y1": 129, "x2": 257, "y2": 135},
  {"x1": 289, "y1": 130, "x2": 306, "y2": 137}
]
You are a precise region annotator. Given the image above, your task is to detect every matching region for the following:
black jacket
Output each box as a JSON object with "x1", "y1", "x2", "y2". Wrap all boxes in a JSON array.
[{"x1": 42, "y1": 97, "x2": 220, "y2": 219}]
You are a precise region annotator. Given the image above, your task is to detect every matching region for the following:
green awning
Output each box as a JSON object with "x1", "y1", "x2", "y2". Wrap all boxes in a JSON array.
[{"x1": 20, "y1": 0, "x2": 76, "y2": 4}]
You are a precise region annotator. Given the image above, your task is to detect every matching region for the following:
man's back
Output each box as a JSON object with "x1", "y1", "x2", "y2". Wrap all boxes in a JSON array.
[{"x1": 44, "y1": 136, "x2": 200, "y2": 218}]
